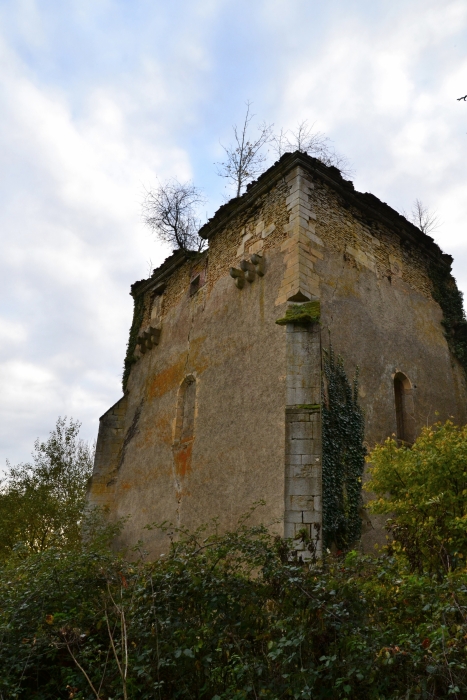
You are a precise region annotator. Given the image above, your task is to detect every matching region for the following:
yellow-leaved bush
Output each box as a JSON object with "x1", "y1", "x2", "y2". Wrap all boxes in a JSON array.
[{"x1": 365, "y1": 420, "x2": 467, "y2": 574}]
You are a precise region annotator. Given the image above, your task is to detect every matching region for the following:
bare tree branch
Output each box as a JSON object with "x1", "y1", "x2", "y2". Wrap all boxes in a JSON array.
[
  {"x1": 409, "y1": 198, "x2": 440, "y2": 236},
  {"x1": 217, "y1": 101, "x2": 273, "y2": 198},
  {"x1": 143, "y1": 179, "x2": 206, "y2": 254},
  {"x1": 457, "y1": 95, "x2": 467, "y2": 101},
  {"x1": 271, "y1": 120, "x2": 354, "y2": 178},
  {"x1": 270, "y1": 127, "x2": 289, "y2": 158}
]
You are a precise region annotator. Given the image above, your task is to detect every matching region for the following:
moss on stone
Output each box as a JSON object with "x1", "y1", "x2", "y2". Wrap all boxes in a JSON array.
[
  {"x1": 122, "y1": 293, "x2": 145, "y2": 393},
  {"x1": 276, "y1": 301, "x2": 320, "y2": 326},
  {"x1": 428, "y1": 262, "x2": 467, "y2": 377}
]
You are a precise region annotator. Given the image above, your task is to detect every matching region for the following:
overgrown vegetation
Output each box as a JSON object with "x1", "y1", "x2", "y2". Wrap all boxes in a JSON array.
[
  {"x1": 0, "y1": 417, "x2": 93, "y2": 561},
  {"x1": 275, "y1": 300, "x2": 321, "y2": 326},
  {"x1": 3, "y1": 418, "x2": 467, "y2": 698},
  {"x1": 322, "y1": 347, "x2": 366, "y2": 551},
  {"x1": 366, "y1": 421, "x2": 467, "y2": 575},
  {"x1": 428, "y1": 261, "x2": 467, "y2": 375},
  {"x1": 122, "y1": 292, "x2": 145, "y2": 392},
  {"x1": 3, "y1": 514, "x2": 467, "y2": 699}
]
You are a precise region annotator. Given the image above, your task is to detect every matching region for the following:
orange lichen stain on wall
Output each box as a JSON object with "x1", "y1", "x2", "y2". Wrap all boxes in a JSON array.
[
  {"x1": 141, "y1": 413, "x2": 172, "y2": 448},
  {"x1": 186, "y1": 334, "x2": 209, "y2": 376},
  {"x1": 89, "y1": 482, "x2": 113, "y2": 498},
  {"x1": 147, "y1": 357, "x2": 186, "y2": 400},
  {"x1": 174, "y1": 441, "x2": 193, "y2": 478}
]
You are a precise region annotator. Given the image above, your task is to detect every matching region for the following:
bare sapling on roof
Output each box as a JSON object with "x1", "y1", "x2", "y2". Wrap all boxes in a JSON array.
[
  {"x1": 407, "y1": 199, "x2": 440, "y2": 237},
  {"x1": 271, "y1": 120, "x2": 353, "y2": 178},
  {"x1": 216, "y1": 100, "x2": 273, "y2": 198}
]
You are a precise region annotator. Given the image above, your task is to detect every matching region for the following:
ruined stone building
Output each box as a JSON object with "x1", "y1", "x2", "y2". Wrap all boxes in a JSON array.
[{"x1": 88, "y1": 151, "x2": 467, "y2": 556}]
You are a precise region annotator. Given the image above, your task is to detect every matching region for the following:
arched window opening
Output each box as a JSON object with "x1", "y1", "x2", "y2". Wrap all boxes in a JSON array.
[
  {"x1": 173, "y1": 376, "x2": 197, "y2": 478},
  {"x1": 394, "y1": 372, "x2": 415, "y2": 444}
]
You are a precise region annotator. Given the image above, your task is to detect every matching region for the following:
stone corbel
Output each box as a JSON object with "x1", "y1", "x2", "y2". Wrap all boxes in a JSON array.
[
  {"x1": 230, "y1": 267, "x2": 245, "y2": 289},
  {"x1": 230, "y1": 255, "x2": 266, "y2": 289},
  {"x1": 137, "y1": 326, "x2": 161, "y2": 354},
  {"x1": 240, "y1": 259, "x2": 256, "y2": 282},
  {"x1": 251, "y1": 253, "x2": 264, "y2": 276}
]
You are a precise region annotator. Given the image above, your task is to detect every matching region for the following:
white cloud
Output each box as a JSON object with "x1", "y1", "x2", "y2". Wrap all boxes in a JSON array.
[
  {"x1": 0, "y1": 31, "x2": 194, "y2": 465},
  {"x1": 1, "y1": 0, "x2": 467, "y2": 465}
]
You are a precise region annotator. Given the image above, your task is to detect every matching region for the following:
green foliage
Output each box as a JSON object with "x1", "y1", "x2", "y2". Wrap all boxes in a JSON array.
[
  {"x1": 366, "y1": 420, "x2": 467, "y2": 575},
  {"x1": 429, "y1": 262, "x2": 467, "y2": 374},
  {"x1": 322, "y1": 347, "x2": 366, "y2": 551},
  {"x1": 2, "y1": 521, "x2": 467, "y2": 699},
  {"x1": 275, "y1": 300, "x2": 320, "y2": 325},
  {"x1": 0, "y1": 417, "x2": 93, "y2": 561},
  {"x1": 122, "y1": 292, "x2": 145, "y2": 392}
]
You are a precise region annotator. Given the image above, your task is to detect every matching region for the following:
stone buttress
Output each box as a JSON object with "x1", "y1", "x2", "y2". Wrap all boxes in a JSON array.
[{"x1": 276, "y1": 165, "x2": 323, "y2": 558}]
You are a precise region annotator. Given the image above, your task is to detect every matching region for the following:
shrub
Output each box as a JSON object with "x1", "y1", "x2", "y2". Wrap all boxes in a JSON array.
[
  {"x1": 2, "y1": 520, "x2": 467, "y2": 699},
  {"x1": 365, "y1": 420, "x2": 467, "y2": 574}
]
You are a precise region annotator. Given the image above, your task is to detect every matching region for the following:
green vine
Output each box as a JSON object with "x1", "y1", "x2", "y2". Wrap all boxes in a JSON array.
[
  {"x1": 428, "y1": 262, "x2": 467, "y2": 375},
  {"x1": 122, "y1": 293, "x2": 145, "y2": 393},
  {"x1": 322, "y1": 347, "x2": 366, "y2": 551}
]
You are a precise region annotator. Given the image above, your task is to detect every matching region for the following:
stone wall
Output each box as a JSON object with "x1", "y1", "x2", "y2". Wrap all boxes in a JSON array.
[{"x1": 284, "y1": 323, "x2": 322, "y2": 559}]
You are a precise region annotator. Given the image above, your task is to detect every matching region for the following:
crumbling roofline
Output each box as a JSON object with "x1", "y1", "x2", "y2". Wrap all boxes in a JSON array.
[
  {"x1": 131, "y1": 250, "x2": 202, "y2": 299},
  {"x1": 199, "y1": 151, "x2": 451, "y2": 268}
]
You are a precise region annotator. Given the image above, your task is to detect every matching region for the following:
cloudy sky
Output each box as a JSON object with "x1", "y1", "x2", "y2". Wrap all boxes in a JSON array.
[{"x1": 0, "y1": 0, "x2": 466, "y2": 465}]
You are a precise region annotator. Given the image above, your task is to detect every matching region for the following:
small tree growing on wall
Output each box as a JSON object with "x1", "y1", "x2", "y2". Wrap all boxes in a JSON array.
[
  {"x1": 216, "y1": 101, "x2": 273, "y2": 198},
  {"x1": 142, "y1": 179, "x2": 206, "y2": 253}
]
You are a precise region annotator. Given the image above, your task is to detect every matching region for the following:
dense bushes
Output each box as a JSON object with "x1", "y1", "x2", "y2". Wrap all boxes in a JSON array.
[
  {"x1": 366, "y1": 421, "x2": 467, "y2": 575},
  {"x1": 2, "y1": 518, "x2": 467, "y2": 699},
  {"x1": 2, "y1": 419, "x2": 467, "y2": 698}
]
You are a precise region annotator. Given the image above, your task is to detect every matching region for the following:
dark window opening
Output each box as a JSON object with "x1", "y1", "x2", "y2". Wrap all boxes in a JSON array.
[
  {"x1": 394, "y1": 372, "x2": 415, "y2": 444},
  {"x1": 190, "y1": 274, "x2": 200, "y2": 296},
  {"x1": 174, "y1": 376, "x2": 196, "y2": 447}
]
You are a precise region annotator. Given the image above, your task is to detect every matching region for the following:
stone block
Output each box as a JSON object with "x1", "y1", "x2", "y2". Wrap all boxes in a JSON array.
[
  {"x1": 287, "y1": 178, "x2": 314, "y2": 194},
  {"x1": 286, "y1": 438, "x2": 314, "y2": 455},
  {"x1": 289, "y1": 214, "x2": 312, "y2": 230},
  {"x1": 262, "y1": 223, "x2": 276, "y2": 238},
  {"x1": 285, "y1": 477, "x2": 315, "y2": 496},
  {"x1": 306, "y1": 232, "x2": 325, "y2": 247},
  {"x1": 248, "y1": 240, "x2": 264, "y2": 256},
  {"x1": 286, "y1": 191, "x2": 311, "y2": 208},
  {"x1": 288, "y1": 421, "x2": 314, "y2": 439},
  {"x1": 284, "y1": 509, "x2": 319, "y2": 525},
  {"x1": 288, "y1": 495, "x2": 314, "y2": 510},
  {"x1": 285, "y1": 453, "x2": 303, "y2": 466},
  {"x1": 236, "y1": 232, "x2": 253, "y2": 258}
]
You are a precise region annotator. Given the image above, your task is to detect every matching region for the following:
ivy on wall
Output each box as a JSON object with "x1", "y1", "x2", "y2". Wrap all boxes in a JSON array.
[
  {"x1": 429, "y1": 262, "x2": 467, "y2": 375},
  {"x1": 122, "y1": 293, "x2": 145, "y2": 393},
  {"x1": 322, "y1": 347, "x2": 366, "y2": 551}
]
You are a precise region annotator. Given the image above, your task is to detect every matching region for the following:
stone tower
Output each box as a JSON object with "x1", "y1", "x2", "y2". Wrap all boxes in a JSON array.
[{"x1": 88, "y1": 152, "x2": 467, "y2": 557}]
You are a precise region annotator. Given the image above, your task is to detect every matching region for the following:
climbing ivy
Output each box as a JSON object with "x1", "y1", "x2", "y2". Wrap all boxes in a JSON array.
[
  {"x1": 322, "y1": 347, "x2": 366, "y2": 551},
  {"x1": 428, "y1": 261, "x2": 467, "y2": 375},
  {"x1": 122, "y1": 292, "x2": 145, "y2": 392}
]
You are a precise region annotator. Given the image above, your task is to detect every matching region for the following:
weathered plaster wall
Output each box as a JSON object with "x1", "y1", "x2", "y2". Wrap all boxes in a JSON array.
[
  {"x1": 309, "y1": 175, "x2": 467, "y2": 549},
  {"x1": 91, "y1": 179, "x2": 293, "y2": 556}
]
